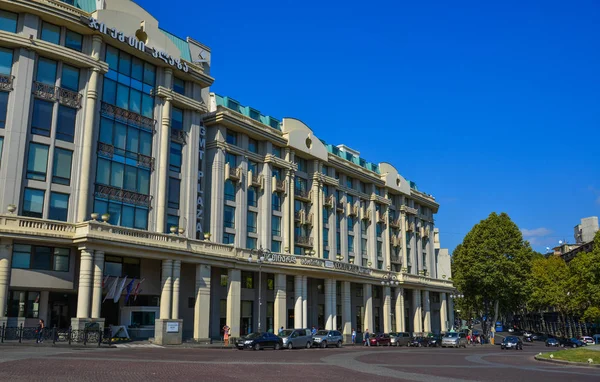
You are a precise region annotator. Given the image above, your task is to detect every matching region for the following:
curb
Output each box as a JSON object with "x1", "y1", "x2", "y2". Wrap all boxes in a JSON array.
[
  {"x1": 0, "y1": 342, "x2": 116, "y2": 349},
  {"x1": 534, "y1": 355, "x2": 600, "y2": 368}
]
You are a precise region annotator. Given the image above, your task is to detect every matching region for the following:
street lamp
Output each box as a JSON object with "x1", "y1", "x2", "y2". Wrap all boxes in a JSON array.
[
  {"x1": 336, "y1": 254, "x2": 344, "y2": 261},
  {"x1": 449, "y1": 290, "x2": 464, "y2": 330},
  {"x1": 381, "y1": 271, "x2": 400, "y2": 286},
  {"x1": 248, "y1": 246, "x2": 273, "y2": 332},
  {"x1": 305, "y1": 249, "x2": 316, "y2": 257}
]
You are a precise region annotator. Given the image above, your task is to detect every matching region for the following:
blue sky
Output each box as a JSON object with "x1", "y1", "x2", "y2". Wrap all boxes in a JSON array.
[{"x1": 138, "y1": 0, "x2": 600, "y2": 253}]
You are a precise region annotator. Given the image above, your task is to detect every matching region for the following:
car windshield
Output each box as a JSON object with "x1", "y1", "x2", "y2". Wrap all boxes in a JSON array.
[
  {"x1": 279, "y1": 330, "x2": 294, "y2": 337},
  {"x1": 505, "y1": 336, "x2": 518, "y2": 342},
  {"x1": 445, "y1": 333, "x2": 458, "y2": 338},
  {"x1": 316, "y1": 330, "x2": 329, "y2": 335},
  {"x1": 245, "y1": 332, "x2": 263, "y2": 339}
]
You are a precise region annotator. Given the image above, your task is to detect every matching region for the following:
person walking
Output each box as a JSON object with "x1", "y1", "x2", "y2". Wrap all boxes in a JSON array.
[
  {"x1": 222, "y1": 325, "x2": 230, "y2": 346},
  {"x1": 364, "y1": 329, "x2": 370, "y2": 346},
  {"x1": 311, "y1": 326, "x2": 317, "y2": 336},
  {"x1": 36, "y1": 319, "x2": 45, "y2": 344},
  {"x1": 278, "y1": 326, "x2": 284, "y2": 335},
  {"x1": 351, "y1": 329, "x2": 356, "y2": 345}
]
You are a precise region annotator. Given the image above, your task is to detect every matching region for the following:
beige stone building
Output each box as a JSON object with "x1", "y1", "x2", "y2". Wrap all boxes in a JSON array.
[{"x1": 0, "y1": 0, "x2": 454, "y2": 344}]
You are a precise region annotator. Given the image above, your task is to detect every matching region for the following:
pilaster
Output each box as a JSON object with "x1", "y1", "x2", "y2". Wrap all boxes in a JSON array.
[
  {"x1": 341, "y1": 281, "x2": 352, "y2": 342},
  {"x1": 91, "y1": 250, "x2": 104, "y2": 319},
  {"x1": 159, "y1": 259, "x2": 173, "y2": 319},
  {"x1": 274, "y1": 274, "x2": 287, "y2": 330},
  {"x1": 423, "y1": 290, "x2": 431, "y2": 333},
  {"x1": 395, "y1": 288, "x2": 405, "y2": 332},
  {"x1": 210, "y1": 147, "x2": 225, "y2": 241},
  {"x1": 226, "y1": 269, "x2": 241, "y2": 338},
  {"x1": 171, "y1": 260, "x2": 181, "y2": 319},
  {"x1": 194, "y1": 264, "x2": 211, "y2": 340},
  {"x1": 75, "y1": 249, "x2": 93, "y2": 319},
  {"x1": 383, "y1": 286, "x2": 391, "y2": 333},
  {"x1": 363, "y1": 283, "x2": 373, "y2": 332},
  {"x1": 0, "y1": 239, "x2": 12, "y2": 321},
  {"x1": 440, "y1": 292, "x2": 448, "y2": 332},
  {"x1": 294, "y1": 275, "x2": 303, "y2": 328},
  {"x1": 155, "y1": 68, "x2": 174, "y2": 232},
  {"x1": 412, "y1": 288, "x2": 422, "y2": 334}
]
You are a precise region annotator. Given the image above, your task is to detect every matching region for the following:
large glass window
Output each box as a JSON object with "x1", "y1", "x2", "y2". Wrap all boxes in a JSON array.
[
  {"x1": 22, "y1": 188, "x2": 45, "y2": 218},
  {"x1": 56, "y1": 105, "x2": 77, "y2": 142},
  {"x1": 7, "y1": 291, "x2": 40, "y2": 318},
  {"x1": 93, "y1": 199, "x2": 148, "y2": 230},
  {"x1": 271, "y1": 240, "x2": 281, "y2": 253},
  {"x1": 49, "y1": 192, "x2": 69, "y2": 221},
  {"x1": 103, "y1": 255, "x2": 141, "y2": 278},
  {"x1": 26, "y1": 143, "x2": 49, "y2": 181},
  {"x1": 226, "y1": 130, "x2": 237, "y2": 145},
  {"x1": 31, "y1": 99, "x2": 54, "y2": 136},
  {"x1": 173, "y1": 77, "x2": 185, "y2": 95},
  {"x1": 248, "y1": 138, "x2": 258, "y2": 153},
  {"x1": 272, "y1": 193, "x2": 282, "y2": 212},
  {"x1": 52, "y1": 147, "x2": 72, "y2": 185},
  {"x1": 224, "y1": 179, "x2": 235, "y2": 201},
  {"x1": 99, "y1": 117, "x2": 152, "y2": 158},
  {"x1": 36, "y1": 57, "x2": 57, "y2": 85},
  {"x1": 272, "y1": 215, "x2": 281, "y2": 236},
  {"x1": 247, "y1": 211, "x2": 257, "y2": 233},
  {"x1": 172, "y1": 107, "x2": 183, "y2": 130},
  {"x1": 0, "y1": 47, "x2": 13, "y2": 75},
  {"x1": 223, "y1": 232, "x2": 235, "y2": 244},
  {"x1": 0, "y1": 137, "x2": 3, "y2": 167},
  {"x1": 166, "y1": 214, "x2": 179, "y2": 233},
  {"x1": 225, "y1": 152, "x2": 237, "y2": 166},
  {"x1": 169, "y1": 142, "x2": 182, "y2": 173},
  {"x1": 247, "y1": 186, "x2": 257, "y2": 207},
  {"x1": 40, "y1": 22, "x2": 60, "y2": 44},
  {"x1": 65, "y1": 29, "x2": 82, "y2": 51},
  {"x1": 0, "y1": 92, "x2": 6, "y2": 129},
  {"x1": 0, "y1": 10, "x2": 18, "y2": 33},
  {"x1": 168, "y1": 177, "x2": 180, "y2": 209},
  {"x1": 61, "y1": 64, "x2": 80, "y2": 91},
  {"x1": 224, "y1": 205, "x2": 235, "y2": 229}
]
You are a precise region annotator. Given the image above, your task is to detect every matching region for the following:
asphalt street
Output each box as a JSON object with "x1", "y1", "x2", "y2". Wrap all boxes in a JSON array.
[{"x1": 0, "y1": 340, "x2": 598, "y2": 381}]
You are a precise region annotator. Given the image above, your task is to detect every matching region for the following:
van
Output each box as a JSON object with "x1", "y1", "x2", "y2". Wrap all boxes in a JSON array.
[
  {"x1": 390, "y1": 332, "x2": 411, "y2": 347},
  {"x1": 279, "y1": 328, "x2": 313, "y2": 349}
]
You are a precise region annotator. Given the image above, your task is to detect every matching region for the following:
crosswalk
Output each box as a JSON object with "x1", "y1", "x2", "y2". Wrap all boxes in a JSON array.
[{"x1": 114, "y1": 343, "x2": 164, "y2": 348}]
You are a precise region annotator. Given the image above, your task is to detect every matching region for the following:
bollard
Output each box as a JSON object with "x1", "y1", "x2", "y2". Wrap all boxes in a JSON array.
[
  {"x1": 83, "y1": 330, "x2": 88, "y2": 346},
  {"x1": 1, "y1": 323, "x2": 4, "y2": 343},
  {"x1": 18, "y1": 323, "x2": 23, "y2": 343},
  {"x1": 52, "y1": 326, "x2": 57, "y2": 345},
  {"x1": 68, "y1": 326, "x2": 72, "y2": 345},
  {"x1": 98, "y1": 329, "x2": 102, "y2": 347}
]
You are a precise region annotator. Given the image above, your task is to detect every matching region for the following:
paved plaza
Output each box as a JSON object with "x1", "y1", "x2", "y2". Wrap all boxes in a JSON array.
[{"x1": 0, "y1": 341, "x2": 598, "y2": 381}]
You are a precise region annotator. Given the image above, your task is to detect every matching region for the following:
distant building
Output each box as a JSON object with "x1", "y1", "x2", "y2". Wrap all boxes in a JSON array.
[{"x1": 550, "y1": 216, "x2": 598, "y2": 263}]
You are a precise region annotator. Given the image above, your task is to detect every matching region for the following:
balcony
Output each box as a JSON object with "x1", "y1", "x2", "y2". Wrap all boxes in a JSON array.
[
  {"x1": 170, "y1": 128, "x2": 187, "y2": 144},
  {"x1": 390, "y1": 255, "x2": 402, "y2": 264},
  {"x1": 97, "y1": 142, "x2": 155, "y2": 171},
  {"x1": 101, "y1": 102, "x2": 156, "y2": 132},
  {"x1": 94, "y1": 183, "x2": 152, "y2": 207},
  {"x1": 324, "y1": 194, "x2": 334, "y2": 208},
  {"x1": 423, "y1": 226, "x2": 431, "y2": 238},
  {"x1": 389, "y1": 217, "x2": 401, "y2": 228},
  {"x1": 305, "y1": 212, "x2": 314, "y2": 227},
  {"x1": 249, "y1": 171, "x2": 263, "y2": 188},
  {"x1": 0, "y1": 74, "x2": 14, "y2": 91},
  {"x1": 295, "y1": 187, "x2": 311, "y2": 201},
  {"x1": 296, "y1": 235, "x2": 314, "y2": 247},
  {"x1": 401, "y1": 205, "x2": 418, "y2": 215},
  {"x1": 376, "y1": 210, "x2": 386, "y2": 224},
  {"x1": 347, "y1": 203, "x2": 358, "y2": 216},
  {"x1": 225, "y1": 163, "x2": 241, "y2": 182},
  {"x1": 272, "y1": 177, "x2": 286, "y2": 193},
  {"x1": 336, "y1": 201, "x2": 345, "y2": 212},
  {"x1": 406, "y1": 222, "x2": 415, "y2": 232},
  {"x1": 360, "y1": 207, "x2": 371, "y2": 221},
  {"x1": 294, "y1": 210, "x2": 305, "y2": 222},
  {"x1": 32, "y1": 81, "x2": 83, "y2": 108}
]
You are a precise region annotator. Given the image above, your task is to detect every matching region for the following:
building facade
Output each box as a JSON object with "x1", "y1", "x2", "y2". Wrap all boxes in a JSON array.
[{"x1": 0, "y1": 0, "x2": 454, "y2": 344}]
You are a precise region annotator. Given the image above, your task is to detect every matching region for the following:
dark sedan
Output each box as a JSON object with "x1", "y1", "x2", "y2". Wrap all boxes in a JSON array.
[
  {"x1": 369, "y1": 333, "x2": 392, "y2": 346},
  {"x1": 427, "y1": 335, "x2": 443, "y2": 347},
  {"x1": 561, "y1": 338, "x2": 585, "y2": 348},
  {"x1": 501, "y1": 336, "x2": 523, "y2": 350},
  {"x1": 545, "y1": 338, "x2": 560, "y2": 347},
  {"x1": 236, "y1": 332, "x2": 283, "y2": 350},
  {"x1": 408, "y1": 337, "x2": 429, "y2": 347}
]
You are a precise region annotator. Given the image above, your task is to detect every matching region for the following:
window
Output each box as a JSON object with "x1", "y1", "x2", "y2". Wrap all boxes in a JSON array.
[
  {"x1": 103, "y1": 255, "x2": 141, "y2": 278},
  {"x1": 7, "y1": 291, "x2": 40, "y2": 318},
  {"x1": 297, "y1": 157, "x2": 307, "y2": 172},
  {"x1": 40, "y1": 22, "x2": 60, "y2": 44},
  {"x1": 272, "y1": 215, "x2": 281, "y2": 236},
  {"x1": 272, "y1": 193, "x2": 282, "y2": 212},
  {"x1": 61, "y1": 64, "x2": 80, "y2": 91},
  {"x1": 0, "y1": 92, "x2": 8, "y2": 129},
  {"x1": 271, "y1": 240, "x2": 281, "y2": 253},
  {"x1": 242, "y1": 271, "x2": 254, "y2": 289},
  {"x1": 346, "y1": 176, "x2": 353, "y2": 189},
  {"x1": 225, "y1": 152, "x2": 237, "y2": 166},
  {"x1": 321, "y1": 165, "x2": 328, "y2": 176},
  {"x1": 272, "y1": 145, "x2": 281, "y2": 158},
  {"x1": 377, "y1": 241, "x2": 383, "y2": 257},
  {"x1": 248, "y1": 161, "x2": 258, "y2": 174},
  {"x1": 376, "y1": 222, "x2": 383, "y2": 238},
  {"x1": 171, "y1": 107, "x2": 183, "y2": 130},
  {"x1": 323, "y1": 208, "x2": 329, "y2": 225},
  {"x1": 247, "y1": 211, "x2": 257, "y2": 233},
  {"x1": 272, "y1": 167, "x2": 281, "y2": 180},
  {"x1": 248, "y1": 138, "x2": 258, "y2": 153},
  {"x1": 359, "y1": 181, "x2": 366, "y2": 193},
  {"x1": 247, "y1": 186, "x2": 257, "y2": 207},
  {"x1": 169, "y1": 142, "x2": 182, "y2": 172},
  {"x1": 226, "y1": 130, "x2": 237, "y2": 145},
  {"x1": 49, "y1": 192, "x2": 69, "y2": 221},
  {"x1": 52, "y1": 148, "x2": 72, "y2": 185},
  {"x1": 323, "y1": 250, "x2": 329, "y2": 259},
  {"x1": 11, "y1": 244, "x2": 69, "y2": 272},
  {"x1": 168, "y1": 177, "x2": 181, "y2": 209},
  {"x1": 173, "y1": 77, "x2": 185, "y2": 95},
  {"x1": 223, "y1": 232, "x2": 235, "y2": 244},
  {"x1": 348, "y1": 235, "x2": 355, "y2": 253},
  {"x1": 56, "y1": 105, "x2": 77, "y2": 142},
  {"x1": 166, "y1": 214, "x2": 179, "y2": 233},
  {"x1": 267, "y1": 274, "x2": 274, "y2": 290},
  {"x1": 31, "y1": 99, "x2": 54, "y2": 136},
  {"x1": 0, "y1": 137, "x2": 3, "y2": 167},
  {"x1": 323, "y1": 228, "x2": 329, "y2": 247},
  {"x1": 375, "y1": 187, "x2": 381, "y2": 196},
  {"x1": 224, "y1": 179, "x2": 236, "y2": 201},
  {"x1": 65, "y1": 29, "x2": 83, "y2": 51},
  {"x1": 220, "y1": 270, "x2": 228, "y2": 287},
  {"x1": 36, "y1": 57, "x2": 57, "y2": 85},
  {"x1": 0, "y1": 10, "x2": 18, "y2": 33},
  {"x1": 22, "y1": 188, "x2": 45, "y2": 217},
  {"x1": 131, "y1": 311, "x2": 155, "y2": 326},
  {"x1": 224, "y1": 205, "x2": 235, "y2": 229},
  {"x1": 247, "y1": 236, "x2": 257, "y2": 250},
  {"x1": 361, "y1": 238, "x2": 367, "y2": 255},
  {"x1": 347, "y1": 216, "x2": 354, "y2": 232},
  {"x1": 26, "y1": 143, "x2": 49, "y2": 181},
  {"x1": 0, "y1": 47, "x2": 13, "y2": 76}
]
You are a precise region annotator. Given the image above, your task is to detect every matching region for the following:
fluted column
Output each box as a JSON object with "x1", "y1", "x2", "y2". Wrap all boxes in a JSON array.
[
  {"x1": 294, "y1": 275, "x2": 303, "y2": 328},
  {"x1": 325, "y1": 279, "x2": 333, "y2": 329},
  {"x1": 171, "y1": 260, "x2": 181, "y2": 319},
  {"x1": 160, "y1": 259, "x2": 173, "y2": 319},
  {"x1": 76, "y1": 35, "x2": 103, "y2": 222},
  {"x1": 210, "y1": 148, "x2": 226, "y2": 241},
  {"x1": 194, "y1": 264, "x2": 211, "y2": 339},
  {"x1": 91, "y1": 250, "x2": 104, "y2": 319},
  {"x1": 0, "y1": 239, "x2": 12, "y2": 321},
  {"x1": 156, "y1": 68, "x2": 174, "y2": 232},
  {"x1": 76, "y1": 249, "x2": 94, "y2": 318},
  {"x1": 412, "y1": 288, "x2": 422, "y2": 334},
  {"x1": 274, "y1": 274, "x2": 287, "y2": 330},
  {"x1": 383, "y1": 286, "x2": 391, "y2": 333},
  {"x1": 440, "y1": 292, "x2": 448, "y2": 332},
  {"x1": 448, "y1": 296, "x2": 455, "y2": 330},
  {"x1": 302, "y1": 276, "x2": 307, "y2": 328},
  {"x1": 363, "y1": 283, "x2": 373, "y2": 332},
  {"x1": 341, "y1": 281, "x2": 352, "y2": 340},
  {"x1": 226, "y1": 269, "x2": 241, "y2": 337},
  {"x1": 423, "y1": 290, "x2": 431, "y2": 333},
  {"x1": 395, "y1": 288, "x2": 405, "y2": 332}
]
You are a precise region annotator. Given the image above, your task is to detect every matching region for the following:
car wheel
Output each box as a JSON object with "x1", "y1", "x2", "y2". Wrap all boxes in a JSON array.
[
  {"x1": 377, "y1": 342, "x2": 380, "y2": 347},
  {"x1": 336, "y1": 341, "x2": 342, "y2": 348},
  {"x1": 573, "y1": 344, "x2": 577, "y2": 348},
  {"x1": 275, "y1": 343, "x2": 281, "y2": 350},
  {"x1": 321, "y1": 341, "x2": 327, "y2": 348},
  {"x1": 254, "y1": 343, "x2": 261, "y2": 351},
  {"x1": 306, "y1": 342, "x2": 311, "y2": 349},
  {"x1": 287, "y1": 342, "x2": 293, "y2": 350},
  {"x1": 237, "y1": 347, "x2": 243, "y2": 350},
  {"x1": 418, "y1": 343, "x2": 422, "y2": 347},
  {"x1": 406, "y1": 342, "x2": 410, "y2": 347}
]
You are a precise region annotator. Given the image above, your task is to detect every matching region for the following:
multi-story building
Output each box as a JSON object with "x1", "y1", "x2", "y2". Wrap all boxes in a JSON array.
[{"x1": 0, "y1": 0, "x2": 454, "y2": 344}]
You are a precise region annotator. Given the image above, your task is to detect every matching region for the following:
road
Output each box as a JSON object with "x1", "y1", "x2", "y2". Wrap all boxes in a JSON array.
[{"x1": 0, "y1": 341, "x2": 598, "y2": 381}]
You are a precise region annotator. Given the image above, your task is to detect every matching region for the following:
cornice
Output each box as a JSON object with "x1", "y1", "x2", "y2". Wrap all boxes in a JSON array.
[
  {"x1": 155, "y1": 86, "x2": 206, "y2": 112},
  {"x1": 202, "y1": 108, "x2": 287, "y2": 145}
]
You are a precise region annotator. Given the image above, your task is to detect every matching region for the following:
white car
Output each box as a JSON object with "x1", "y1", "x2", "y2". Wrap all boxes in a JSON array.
[{"x1": 580, "y1": 336, "x2": 594, "y2": 345}]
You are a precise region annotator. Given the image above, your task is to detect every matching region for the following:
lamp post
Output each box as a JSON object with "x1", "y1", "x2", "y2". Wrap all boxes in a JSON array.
[
  {"x1": 248, "y1": 247, "x2": 273, "y2": 332},
  {"x1": 305, "y1": 249, "x2": 316, "y2": 257},
  {"x1": 336, "y1": 254, "x2": 343, "y2": 261},
  {"x1": 449, "y1": 291, "x2": 464, "y2": 330}
]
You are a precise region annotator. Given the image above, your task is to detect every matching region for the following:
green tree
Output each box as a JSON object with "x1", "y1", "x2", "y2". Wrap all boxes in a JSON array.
[
  {"x1": 452, "y1": 212, "x2": 536, "y2": 336},
  {"x1": 570, "y1": 231, "x2": 600, "y2": 328}
]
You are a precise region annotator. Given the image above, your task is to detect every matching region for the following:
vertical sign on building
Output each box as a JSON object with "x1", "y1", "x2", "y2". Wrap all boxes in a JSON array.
[{"x1": 196, "y1": 122, "x2": 206, "y2": 239}]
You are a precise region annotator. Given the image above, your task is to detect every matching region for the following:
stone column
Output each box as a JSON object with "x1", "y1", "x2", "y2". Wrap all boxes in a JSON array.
[
  {"x1": 324, "y1": 279, "x2": 333, "y2": 330},
  {"x1": 274, "y1": 274, "x2": 287, "y2": 330},
  {"x1": 412, "y1": 288, "x2": 422, "y2": 334},
  {"x1": 90, "y1": 250, "x2": 104, "y2": 320},
  {"x1": 38, "y1": 291, "x2": 49, "y2": 324},
  {"x1": 287, "y1": 171, "x2": 296, "y2": 255},
  {"x1": 194, "y1": 264, "x2": 211, "y2": 340},
  {"x1": 423, "y1": 290, "x2": 431, "y2": 333},
  {"x1": 226, "y1": 269, "x2": 241, "y2": 338},
  {"x1": 0, "y1": 239, "x2": 12, "y2": 325},
  {"x1": 76, "y1": 35, "x2": 103, "y2": 222},
  {"x1": 260, "y1": 162, "x2": 272, "y2": 249},
  {"x1": 155, "y1": 68, "x2": 173, "y2": 232},
  {"x1": 159, "y1": 259, "x2": 173, "y2": 320},
  {"x1": 341, "y1": 281, "x2": 352, "y2": 342},
  {"x1": 302, "y1": 276, "x2": 308, "y2": 328},
  {"x1": 440, "y1": 292, "x2": 448, "y2": 332},
  {"x1": 448, "y1": 296, "x2": 455, "y2": 330},
  {"x1": 383, "y1": 286, "x2": 391, "y2": 333},
  {"x1": 363, "y1": 283, "x2": 373, "y2": 333},
  {"x1": 331, "y1": 280, "x2": 337, "y2": 330},
  {"x1": 210, "y1": 147, "x2": 226, "y2": 241},
  {"x1": 368, "y1": 201, "x2": 377, "y2": 267},
  {"x1": 294, "y1": 275, "x2": 303, "y2": 328},
  {"x1": 171, "y1": 260, "x2": 181, "y2": 319},
  {"x1": 395, "y1": 288, "x2": 405, "y2": 332},
  {"x1": 75, "y1": 249, "x2": 94, "y2": 319}
]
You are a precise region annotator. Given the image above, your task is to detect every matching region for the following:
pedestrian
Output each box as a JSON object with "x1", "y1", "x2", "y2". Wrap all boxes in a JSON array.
[
  {"x1": 352, "y1": 329, "x2": 356, "y2": 345},
  {"x1": 36, "y1": 319, "x2": 45, "y2": 344},
  {"x1": 278, "y1": 326, "x2": 284, "y2": 335},
  {"x1": 222, "y1": 325, "x2": 230, "y2": 346},
  {"x1": 311, "y1": 326, "x2": 317, "y2": 336},
  {"x1": 364, "y1": 329, "x2": 370, "y2": 346}
]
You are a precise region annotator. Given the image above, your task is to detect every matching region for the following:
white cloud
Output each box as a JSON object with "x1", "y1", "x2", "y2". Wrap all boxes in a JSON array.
[{"x1": 521, "y1": 227, "x2": 552, "y2": 237}]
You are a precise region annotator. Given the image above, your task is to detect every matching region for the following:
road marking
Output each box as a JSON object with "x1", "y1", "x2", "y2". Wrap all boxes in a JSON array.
[{"x1": 114, "y1": 344, "x2": 164, "y2": 348}]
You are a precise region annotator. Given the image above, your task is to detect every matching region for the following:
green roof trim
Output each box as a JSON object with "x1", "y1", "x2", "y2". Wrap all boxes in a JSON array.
[
  {"x1": 72, "y1": 0, "x2": 96, "y2": 13},
  {"x1": 215, "y1": 94, "x2": 281, "y2": 131},
  {"x1": 160, "y1": 29, "x2": 191, "y2": 62},
  {"x1": 320, "y1": 141, "x2": 380, "y2": 175}
]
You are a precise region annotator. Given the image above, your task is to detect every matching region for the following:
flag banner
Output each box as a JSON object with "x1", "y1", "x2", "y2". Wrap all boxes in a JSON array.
[
  {"x1": 133, "y1": 278, "x2": 145, "y2": 301},
  {"x1": 114, "y1": 276, "x2": 128, "y2": 303},
  {"x1": 124, "y1": 278, "x2": 136, "y2": 304},
  {"x1": 103, "y1": 277, "x2": 119, "y2": 303},
  {"x1": 102, "y1": 275, "x2": 110, "y2": 288}
]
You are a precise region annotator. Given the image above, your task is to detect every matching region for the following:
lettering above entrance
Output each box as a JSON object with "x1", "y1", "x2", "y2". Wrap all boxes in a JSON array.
[
  {"x1": 264, "y1": 253, "x2": 372, "y2": 276},
  {"x1": 83, "y1": 16, "x2": 189, "y2": 73}
]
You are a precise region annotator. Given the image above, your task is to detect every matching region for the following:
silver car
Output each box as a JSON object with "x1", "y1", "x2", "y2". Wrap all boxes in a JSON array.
[
  {"x1": 280, "y1": 329, "x2": 313, "y2": 349},
  {"x1": 390, "y1": 332, "x2": 411, "y2": 347},
  {"x1": 441, "y1": 332, "x2": 467, "y2": 348},
  {"x1": 312, "y1": 330, "x2": 343, "y2": 348}
]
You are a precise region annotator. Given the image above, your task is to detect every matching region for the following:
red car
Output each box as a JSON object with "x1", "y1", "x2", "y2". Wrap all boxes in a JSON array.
[{"x1": 369, "y1": 333, "x2": 391, "y2": 346}]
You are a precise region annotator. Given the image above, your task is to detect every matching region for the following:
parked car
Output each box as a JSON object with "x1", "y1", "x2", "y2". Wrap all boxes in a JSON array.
[
  {"x1": 531, "y1": 333, "x2": 547, "y2": 341},
  {"x1": 501, "y1": 336, "x2": 523, "y2": 350},
  {"x1": 312, "y1": 330, "x2": 343, "y2": 348},
  {"x1": 545, "y1": 338, "x2": 560, "y2": 347},
  {"x1": 579, "y1": 336, "x2": 594, "y2": 345},
  {"x1": 390, "y1": 332, "x2": 411, "y2": 347},
  {"x1": 427, "y1": 334, "x2": 443, "y2": 347},
  {"x1": 369, "y1": 333, "x2": 391, "y2": 346},
  {"x1": 522, "y1": 331, "x2": 533, "y2": 339},
  {"x1": 560, "y1": 338, "x2": 585, "y2": 348},
  {"x1": 441, "y1": 332, "x2": 467, "y2": 348},
  {"x1": 236, "y1": 332, "x2": 283, "y2": 350},
  {"x1": 408, "y1": 336, "x2": 429, "y2": 347},
  {"x1": 279, "y1": 328, "x2": 313, "y2": 349}
]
